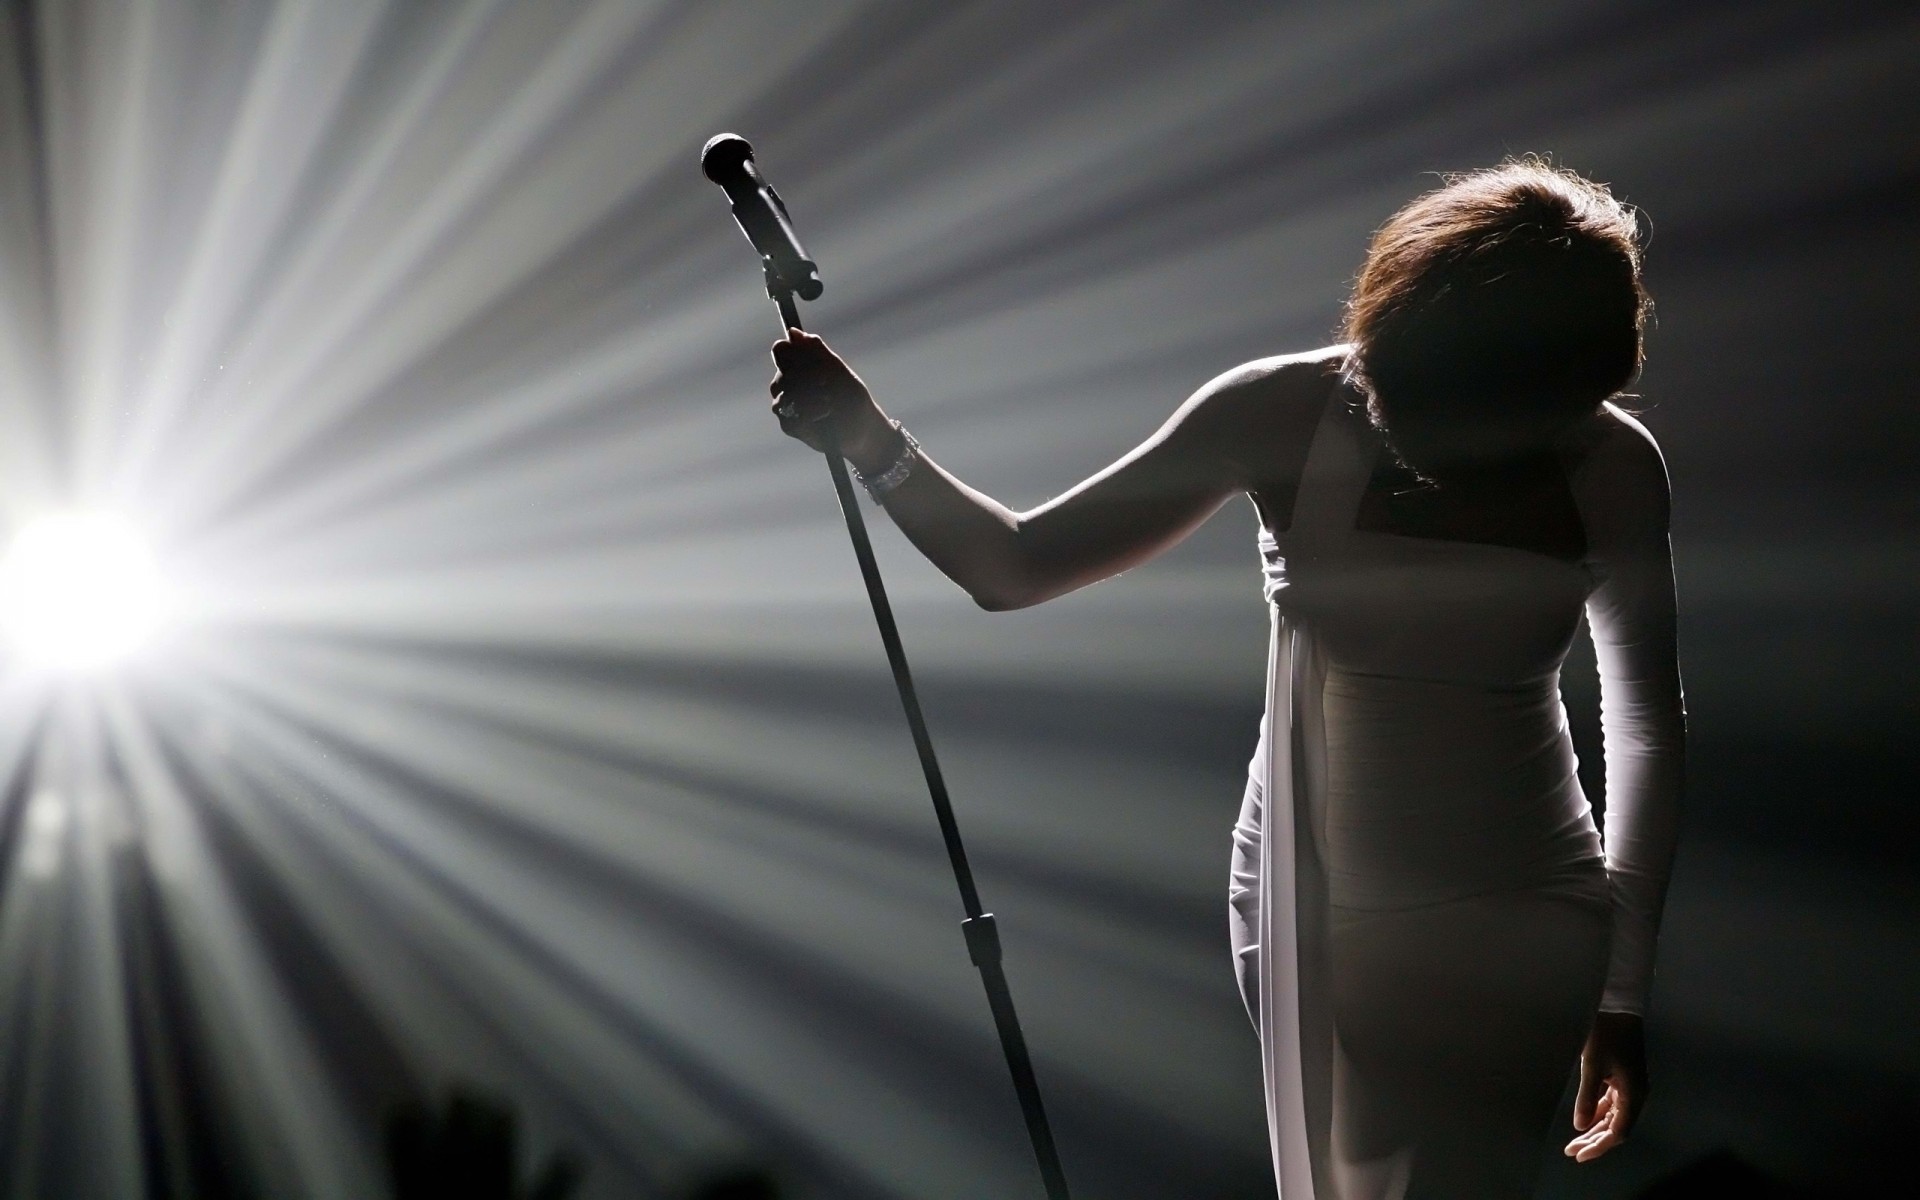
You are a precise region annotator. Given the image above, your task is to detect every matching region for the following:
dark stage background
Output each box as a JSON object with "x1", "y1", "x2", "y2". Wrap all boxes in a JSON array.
[{"x1": 0, "y1": 2, "x2": 1912, "y2": 1197}]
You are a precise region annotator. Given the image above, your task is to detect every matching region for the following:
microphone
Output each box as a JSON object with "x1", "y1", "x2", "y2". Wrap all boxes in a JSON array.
[{"x1": 701, "y1": 133, "x2": 823, "y2": 301}]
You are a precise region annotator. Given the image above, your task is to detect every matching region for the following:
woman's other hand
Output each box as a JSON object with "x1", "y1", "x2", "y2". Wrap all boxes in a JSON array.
[
  {"x1": 1564, "y1": 1010, "x2": 1648, "y2": 1162},
  {"x1": 770, "y1": 329, "x2": 894, "y2": 465}
]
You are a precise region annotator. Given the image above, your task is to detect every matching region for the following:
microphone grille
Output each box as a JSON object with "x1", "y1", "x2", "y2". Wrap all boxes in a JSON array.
[{"x1": 701, "y1": 133, "x2": 754, "y2": 185}]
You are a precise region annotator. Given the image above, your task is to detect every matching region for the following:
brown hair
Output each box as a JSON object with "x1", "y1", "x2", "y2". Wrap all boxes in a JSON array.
[{"x1": 1342, "y1": 156, "x2": 1649, "y2": 477}]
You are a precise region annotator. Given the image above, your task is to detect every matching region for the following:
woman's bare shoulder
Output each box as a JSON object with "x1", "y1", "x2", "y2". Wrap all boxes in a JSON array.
[
  {"x1": 1197, "y1": 344, "x2": 1349, "y2": 403},
  {"x1": 1174, "y1": 345, "x2": 1348, "y2": 439},
  {"x1": 1162, "y1": 346, "x2": 1346, "y2": 496}
]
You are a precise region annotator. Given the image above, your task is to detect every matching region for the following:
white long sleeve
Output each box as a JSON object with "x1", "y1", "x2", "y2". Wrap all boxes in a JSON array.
[{"x1": 1574, "y1": 403, "x2": 1688, "y2": 1014}]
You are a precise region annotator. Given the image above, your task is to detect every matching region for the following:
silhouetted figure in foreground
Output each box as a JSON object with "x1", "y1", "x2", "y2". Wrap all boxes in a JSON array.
[
  {"x1": 686, "y1": 1165, "x2": 781, "y2": 1200},
  {"x1": 385, "y1": 1087, "x2": 584, "y2": 1200}
]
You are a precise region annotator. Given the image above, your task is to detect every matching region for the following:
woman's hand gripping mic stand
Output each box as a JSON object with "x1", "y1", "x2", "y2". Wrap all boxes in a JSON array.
[{"x1": 701, "y1": 134, "x2": 1071, "y2": 1200}]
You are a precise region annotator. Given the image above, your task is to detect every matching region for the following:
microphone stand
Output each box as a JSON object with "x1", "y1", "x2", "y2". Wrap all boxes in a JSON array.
[{"x1": 761, "y1": 257, "x2": 1072, "y2": 1200}]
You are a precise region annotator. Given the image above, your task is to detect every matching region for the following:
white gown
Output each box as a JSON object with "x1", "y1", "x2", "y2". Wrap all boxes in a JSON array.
[{"x1": 1227, "y1": 382, "x2": 1685, "y2": 1199}]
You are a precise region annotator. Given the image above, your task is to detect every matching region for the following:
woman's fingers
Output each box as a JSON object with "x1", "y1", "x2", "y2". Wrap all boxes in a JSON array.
[
  {"x1": 772, "y1": 328, "x2": 830, "y2": 372},
  {"x1": 1565, "y1": 1089, "x2": 1609, "y2": 1156},
  {"x1": 767, "y1": 330, "x2": 883, "y2": 455},
  {"x1": 772, "y1": 330, "x2": 856, "y2": 391},
  {"x1": 1563, "y1": 1084, "x2": 1628, "y2": 1161},
  {"x1": 768, "y1": 374, "x2": 833, "y2": 453},
  {"x1": 1570, "y1": 1119, "x2": 1625, "y2": 1162}
]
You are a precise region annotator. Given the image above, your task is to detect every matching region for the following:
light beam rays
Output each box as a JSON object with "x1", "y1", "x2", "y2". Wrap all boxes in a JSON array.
[{"x1": 0, "y1": 1, "x2": 1914, "y2": 1195}]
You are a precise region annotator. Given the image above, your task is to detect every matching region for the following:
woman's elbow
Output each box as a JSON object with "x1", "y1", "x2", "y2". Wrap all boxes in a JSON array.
[
  {"x1": 966, "y1": 523, "x2": 1053, "y2": 611},
  {"x1": 970, "y1": 557, "x2": 1095, "y2": 611},
  {"x1": 968, "y1": 564, "x2": 1047, "y2": 611},
  {"x1": 970, "y1": 582, "x2": 1039, "y2": 612}
]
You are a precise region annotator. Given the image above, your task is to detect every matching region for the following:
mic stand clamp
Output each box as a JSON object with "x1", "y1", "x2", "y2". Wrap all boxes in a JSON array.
[{"x1": 764, "y1": 257, "x2": 804, "y2": 332}]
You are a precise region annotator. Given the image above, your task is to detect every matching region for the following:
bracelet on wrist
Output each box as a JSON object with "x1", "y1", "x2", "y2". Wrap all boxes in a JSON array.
[{"x1": 849, "y1": 420, "x2": 919, "y2": 502}]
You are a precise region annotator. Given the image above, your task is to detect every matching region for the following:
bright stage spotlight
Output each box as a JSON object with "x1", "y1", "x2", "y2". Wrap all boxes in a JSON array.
[{"x1": 0, "y1": 513, "x2": 171, "y2": 671}]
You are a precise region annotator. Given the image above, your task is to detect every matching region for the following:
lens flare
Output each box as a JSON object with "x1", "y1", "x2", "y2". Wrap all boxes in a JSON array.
[{"x1": 0, "y1": 513, "x2": 170, "y2": 670}]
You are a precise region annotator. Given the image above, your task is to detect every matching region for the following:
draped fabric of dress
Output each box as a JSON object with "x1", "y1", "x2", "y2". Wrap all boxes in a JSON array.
[{"x1": 1227, "y1": 381, "x2": 1686, "y2": 1199}]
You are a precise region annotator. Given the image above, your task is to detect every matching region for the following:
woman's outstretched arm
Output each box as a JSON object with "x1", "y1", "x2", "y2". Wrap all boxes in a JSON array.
[{"x1": 771, "y1": 330, "x2": 1303, "y2": 610}]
